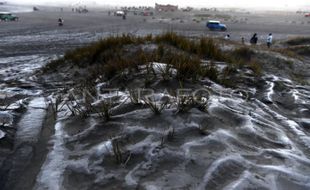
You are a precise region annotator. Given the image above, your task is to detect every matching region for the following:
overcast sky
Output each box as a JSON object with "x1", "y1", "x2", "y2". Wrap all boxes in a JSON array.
[{"x1": 6, "y1": 0, "x2": 310, "y2": 9}]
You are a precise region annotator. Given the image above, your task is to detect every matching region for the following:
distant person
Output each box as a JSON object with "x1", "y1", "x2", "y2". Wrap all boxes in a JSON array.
[
  {"x1": 250, "y1": 33, "x2": 258, "y2": 45},
  {"x1": 58, "y1": 18, "x2": 63, "y2": 26},
  {"x1": 123, "y1": 14, "x2": 126, "y2": 20},
  {"x1": 241, "y1": 37, "x2": 245, "y2": 44},
  {"x1": 267, "y1": 33, "x2": 273, "y2": 48},
  {"x1": 224, "y1": 34, "x2": 230, "y2": 40}
]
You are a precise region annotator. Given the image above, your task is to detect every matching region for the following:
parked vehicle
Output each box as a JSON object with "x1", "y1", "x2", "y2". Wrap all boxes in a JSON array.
[
  {"x1": 0, "y1": 12, "x2": 19, "y2": 21},
  {"x1": 206, "y1": 20, "x2": 227, "y2": 31},
  {"x1": 114, "y1": 11, "x2": 125, "y2": 16},
  {"x1": 305, "y1": 13, "x2": 310, "y2": 17},
  {"x1": 139, "y1": 11, "x2": 154, "y2": 16}
]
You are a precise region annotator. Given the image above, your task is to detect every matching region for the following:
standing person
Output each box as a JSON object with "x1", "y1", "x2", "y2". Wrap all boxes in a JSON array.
[
  {"x1": 267, "y1": 33, "x2": 273, "y2": 48},
  {"x1": 58, "y1": 18, "x2": 63, "y2": 26},
  {"x1": 250, "y1": 33, "x2": 258, "y2": 45},
  {"x1": 241, "y1": 37, "x2": 245, "y2": 44}
]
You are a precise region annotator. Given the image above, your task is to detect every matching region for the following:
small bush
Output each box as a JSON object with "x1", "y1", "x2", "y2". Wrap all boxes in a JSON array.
[
  {"x1": 176, "y1": 94, "x2": 209, "y2": 113},
  {"x1": 156, "y1": 63, "x2": 173, "y2": 82},
  {"x1": 41, "y1": 58, "x2": 65, "y2": 73},
  {"x1": 198, "y1": 38, "x2": 223, "y2": 61},
  {"x1": 272, "y1": 48, "x2": 300, "y2": 59},
  {"x1": 226, "y1": 47, "x2": 262, "y2": 76},
  {"x1": 222, "y1": 65, "x2": 237, "y2": 77},
  {"x1": 201, "y1": 63, "x2": 219, "y2": 81},
  {"x1": 173, "y1": 54, "x2": 202, "y2": 81},
  {"x1": 248, "y1": 60, "x2": 262, "y2": 76},
  {"x1": 290, "y1": 46, "x2": 310, "y2": 56},
  {"x1": 142, "y1": 96, "x2": 169, "y2": 114},
  {"x1": 231, "y1": 47, "x2": 255, "y2": 61}
]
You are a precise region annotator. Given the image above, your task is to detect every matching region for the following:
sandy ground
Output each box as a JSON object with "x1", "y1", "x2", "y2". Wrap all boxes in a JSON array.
[
  {"x1": 0, "y1": 7, "x2": 310, "y2": 190},
  {"x1": 1, "y1": 8, "x2": 310, "y2": 57}
]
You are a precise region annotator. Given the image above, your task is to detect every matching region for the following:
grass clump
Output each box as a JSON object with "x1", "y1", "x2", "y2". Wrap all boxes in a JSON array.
[
  {"x1": 41, "y1": 34, "x2": 154, "y2": 73},
  {"x1": 173, "y1": 54, "x2": 202, "y2": 81},
  {"x1": 272, "y1": 48, "x2": 300, "y2": 59},
  {"x1": 248, "y1": 60, "x2": 262, "y2": 76},
  {"x1": 231, "y1": 47, "x2": 255, "y2": 62},
  {"x1": 41, "y1": 32, "x2": 231, "y2": 85},
  {"x1": 201, "y1": 63, "x2": 219, "y2": 81},
  {"x1": 142, "y1": 97, "x2": 169, "y2": 114},
  {"x1": 176, "y1": 92, "x2": 209, "y2": 113},
  {"x1": 227, "y1": 47, "x2": 262, "y2": 75},
  {"x1": 286, "y1": 37, "x2": 310, "y2": 46},
  {"x1": 289, "y1": 46, "x2": 310, "y2": 56},
  {"x1": 154, "y1": 32, "x2": 224, "y2": 61}
]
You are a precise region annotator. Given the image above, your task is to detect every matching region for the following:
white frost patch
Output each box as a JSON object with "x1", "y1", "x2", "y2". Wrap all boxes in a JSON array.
[
  {"x1": 223, "y1": 170, "x2": 251, "y2": 190},
  {"x1": 208, "y1": 94, "x2": 245, "y2": 115},
  {"x1": 223, "y1": 170, "x2": 270, "y2": 190},
  {"x1": 257, "y1": 165, "x2": 310, "y2": 186},
  {"x1": 198, "y1": 155, "x2": 249, "y2": 190},
  {"x1": 35, "y1": 121, "x2": 67, "y2": 190},
  {"x1": 0, "y1": 99, "x2": 26, "y2": 111},
  {"x1": 93, "y1": 91, "x2": 129, "y2": 106},
  {"x1": 65, "y1": 120, "x2": 96, "y2": 143},
  {"x1": 93, "y1": 140, "x2": 113, "y2": 157},
  {"x1": 0, "y1": 129, "x2": 5, "y2": 139},
  {"x1": 127, "y1": 135, "x2": 155, "y2": 154},
  {"x1": 145, "y1": 185, "x2": 160, "y2": 190},
  {"x1": 181, "y1": 129, "x2": 233, "y2": 156},
  {"x1": 291, "y1": 89, "x2": 300, "y2": 102},
  {"x1": 0, "y1": 111, "x2": 13, "y2": 126},
  {"x1": 0, "y1": 87, "x2": 42, "y2": 97},
  {"x1": 265, "y1": 81, "x2": 274, "y2": 102},
  {"x1": 151, "y1": 62, "x2": 177, "y2": 75},
  {"x1": 285, "y1": 120, "x2": 310, "y2": 149},
  {"x1": 125, "y1": 163, "x2": 141, "y2": 186},
  {"x1": 15, "y1": 97, "x2": 47, "y2": 145},
  {"x1": 256, "y1": 100, "x2": 310, "y2": 150}
]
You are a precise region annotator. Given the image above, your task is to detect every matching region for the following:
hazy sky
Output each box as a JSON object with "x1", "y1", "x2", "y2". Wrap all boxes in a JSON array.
[{"x1": 7, "y1": 0, "x2": 310, "y2": 9}]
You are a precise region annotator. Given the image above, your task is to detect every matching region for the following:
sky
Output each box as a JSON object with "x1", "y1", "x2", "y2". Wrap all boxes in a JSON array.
[{"x1": 6, "y1": 0, "x2": 310, "y2": 10}]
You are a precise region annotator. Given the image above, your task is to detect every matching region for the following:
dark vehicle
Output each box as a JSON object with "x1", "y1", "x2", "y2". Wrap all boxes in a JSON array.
[
  {"x1": 0, "y1": 12, "x2": 19, "y2": 21},
  {"x1": 206, "y1": 20, "x2": 227, "y2": 31},
  {"x1": 305, "y1": 13, "x2": 310, "y2": 17}
]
